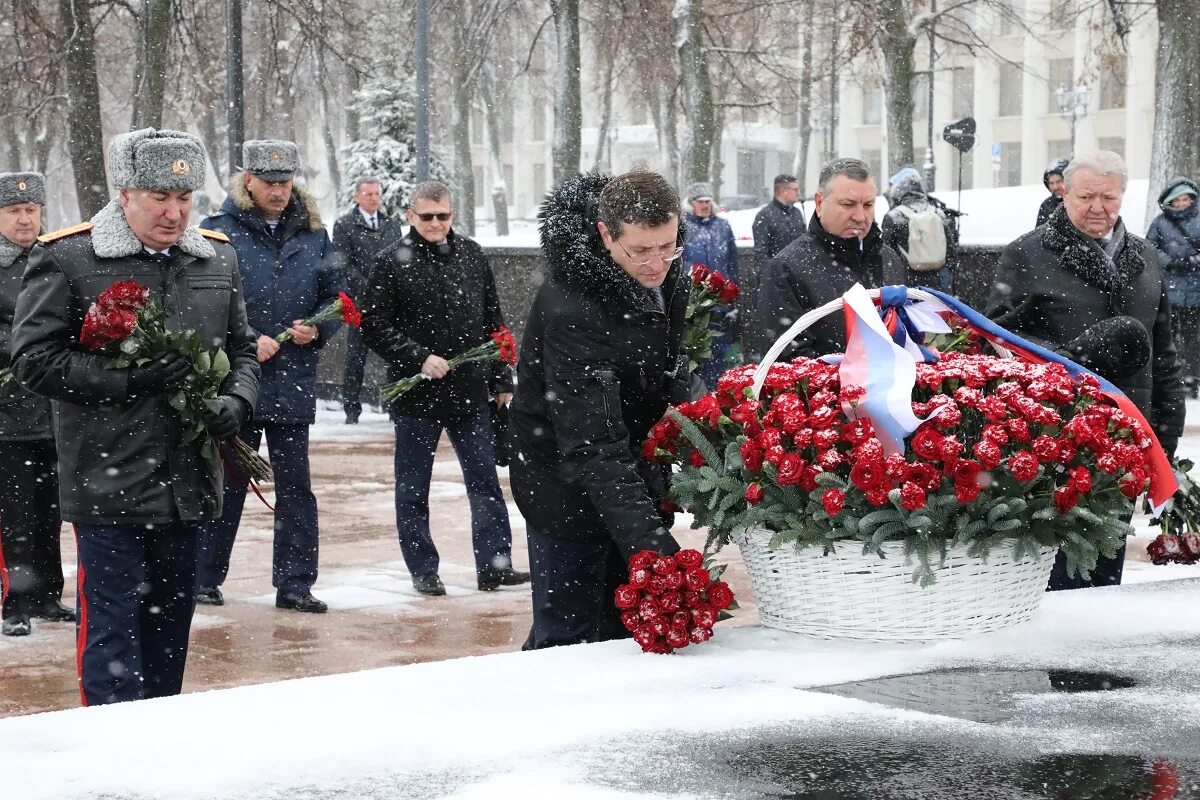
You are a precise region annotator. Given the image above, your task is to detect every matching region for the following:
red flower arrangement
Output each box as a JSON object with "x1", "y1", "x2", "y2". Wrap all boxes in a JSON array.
[
  {"x1": 379, "y1": 326, "x2": 517, "y2": 403},
  {"x1": 82, "y1": 280, "x2": 272, "y2": 483},
  {"x1": 685, "y1": 264, "x2": 740, "y2": 373},
  {"x1": 646, "y1": 350, "x2": 1160, "y2": 584},
  {"x1": 614, "y1": 548, "x2": 736, "y2": 654},
  {"x1": 1148, "y1": 457, "x2": 1200, "y2": 565},
  {"x1": 275, "y1": 291, "x2": 361, "y2": 343}
]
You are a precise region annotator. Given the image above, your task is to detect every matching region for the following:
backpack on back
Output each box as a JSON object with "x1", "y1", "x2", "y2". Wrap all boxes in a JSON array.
[{"x1": 895, "y1": 204, "x2": 948, "y2": 271}]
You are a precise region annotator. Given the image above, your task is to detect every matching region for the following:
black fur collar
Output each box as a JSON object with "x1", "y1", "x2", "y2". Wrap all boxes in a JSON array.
[{"x1": 1042, "y1": 204, "x2": 1145, "y2": 314}]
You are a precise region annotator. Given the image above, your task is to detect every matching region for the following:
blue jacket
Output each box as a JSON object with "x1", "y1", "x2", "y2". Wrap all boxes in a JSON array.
[
  {"x1": 202, "y1": 176, "x2": 344, "y2": 424},
  {"x1": 682, "y1": 213, "x2": 738, "y2": 283},
  {"x1": 1146, "y1": 177, "x2": 1200, "y2": 309}
]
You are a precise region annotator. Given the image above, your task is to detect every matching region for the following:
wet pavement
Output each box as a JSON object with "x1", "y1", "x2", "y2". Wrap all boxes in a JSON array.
[{"x1": 0, "y1": 417, "x2": 745, "y2": 717}]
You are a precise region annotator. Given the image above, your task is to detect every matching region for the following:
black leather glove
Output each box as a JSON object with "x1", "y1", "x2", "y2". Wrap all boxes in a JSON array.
[
  {"x1": 204, "y1": 396, "x2": 249, "y2": 441},
  {"x1": 128, "y1": 353, "x2": 191, "y2": 396},
  {"x1": 1061, "y1": 316, "x2": 1151, "y2": 382}
]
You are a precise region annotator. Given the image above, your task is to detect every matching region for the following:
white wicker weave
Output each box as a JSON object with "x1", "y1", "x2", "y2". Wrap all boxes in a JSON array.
[
  {"x1": 737, "y1": 285, "x2": 1051, "y2": 642},
  {"x1": 734, "y1": 528, "x2": 1055, "y2": 641}
]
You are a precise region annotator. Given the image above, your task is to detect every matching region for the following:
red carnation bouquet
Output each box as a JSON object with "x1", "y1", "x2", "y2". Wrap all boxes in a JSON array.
[
  {"x1": 1148, "y1": 458, "x2": 1200, "y2": 565},
  {"x1": 646, "y1": 350, "x2": 1160, "y2": 584},
  {"x1": 379, "y1": 326, "x2": 517, "y2": 403},
  {"x1": 81, "y1": 280, "x2": 272, "y2": 482},
  {"x1": 275, "y1": 291, "x2": 361, "y2": 343},
  {"x1": 614, "y1": 548, "x2": 736, "y2": 654},
  {"x1": 686, "y1": 264, "x2": 740, "y2": 373}
]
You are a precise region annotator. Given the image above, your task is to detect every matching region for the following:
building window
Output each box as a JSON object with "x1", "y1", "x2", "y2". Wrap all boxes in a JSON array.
[
  {"x1": 1047, "y1": 58, "x2": 1074, "y2": 113},
  {"x1": 1046, "y1": 139, "x2": 1072, "y2": 163},
  {"x1": 1099, "y1": 55, "x2": 1127, "y2": 110},
  {"x1": 999, "y1": 142, "x2": 1022, "y2": 187},
  {"x1": 1046, "y1": 0, "x2": 1073, "y2": 30},
  {"x1": 998, "y1": 0, "x2": 1025, "y2": 35},
  {"x1": 862, "y1": 86, "x2": 882, "y2": 125},
  {"x1": 951, "y1": 66, "x2": 975, "y2": 118},
  {"x1": 998, "y1": 63, "x2": 1024, "y2": 117},
  {"x1": 1098, "y1": 137, "x2": 1125, "y2": 156},
  {"x1": 912, "y1": 73, "x2": 929, "y2": 122},
  {"x1": 861, "y1": 149, "x2": 882, "y2": 185},
  {"x1": 532, "y1": 98, "x2": 546, "y2": 141},
  {"x1": 737, "y1": 148, "x2": 767, "y2": 200}
]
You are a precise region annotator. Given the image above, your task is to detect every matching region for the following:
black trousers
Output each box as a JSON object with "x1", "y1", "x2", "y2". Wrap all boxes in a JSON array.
[
  {"x1": 76, "y1": 522, "x2": 198, "y2": 705},
  {"x1": 1170, "y1": 305, "x2": 1200, "y2": 390},
  {"x1": 0, "y1": 438, "x2": 64, "y2": 618},
  {"x1": 342, "y1": 327, "x2": 369, "y2": 415},
  {"x1": 1047, "y1": 541, "x2": 1127, "y2": 591}
]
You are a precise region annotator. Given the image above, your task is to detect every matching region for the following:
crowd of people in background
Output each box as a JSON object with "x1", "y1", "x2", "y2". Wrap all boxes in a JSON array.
[{"x1": 0, "y1": 129, "x2": 1194, "y2": 707}]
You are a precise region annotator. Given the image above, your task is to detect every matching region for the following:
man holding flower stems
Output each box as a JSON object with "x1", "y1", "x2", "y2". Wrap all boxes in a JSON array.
[
  {"x1": 360, "y1": 181, "x2": 526, "y2": 596},
  {"x1": 196, "y1": 140, "x2": 344, "y2": 614},
  {"x1": 10, "y1": 129, "x2": 259, "y2": 704}
]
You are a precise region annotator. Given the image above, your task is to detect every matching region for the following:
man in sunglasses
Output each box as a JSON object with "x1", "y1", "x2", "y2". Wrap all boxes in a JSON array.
[
  {"x1": 360, "y1": 181, "x2": 527, "y2": 596},
  {"x1": 509, "y1": 170, "x2": 693, "y2": 649}
]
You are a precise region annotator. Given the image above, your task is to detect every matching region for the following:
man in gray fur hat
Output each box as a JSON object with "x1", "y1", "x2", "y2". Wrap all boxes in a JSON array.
[
  {"x1": 0, "y1": 171, "x2": 73, "y2": 637},
  {"x1": 11, "y1": 129, "x2": 260, "y2": 704},
  {"x1": 196, "y1": 139, "x2": 342, "y2": 614}
]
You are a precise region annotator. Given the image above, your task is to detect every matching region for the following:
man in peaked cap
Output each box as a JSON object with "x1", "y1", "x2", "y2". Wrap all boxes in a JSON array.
[
  {"x1": 0, "y1": 171, "x2": 74, "y2": 638},
  {"x1": 196, "y1": 139, "x2": 342, "y2": 614},
  {"x1": 11, "y1": 129, "x2": 260, "y2": 704}
]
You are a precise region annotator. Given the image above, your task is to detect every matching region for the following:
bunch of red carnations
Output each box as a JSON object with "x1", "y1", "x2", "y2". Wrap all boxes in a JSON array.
[
  {"x1": 379, "y1": 326, "x2": 517, "y2": 403},
  {"x1": 613, "y1": 548, "x2": 736, "y2": 654},
  {"x1": 685, "y1": 264, "x2": 740, "y2": 373},
  {"x1": 1148, "y1": 456, "x2": 1200, "y2": 566},
  {"x1": 274, "y1": 291, "x2": 361, "y2": 343},
  {"x1": 646, "y1": 351, "x2": 1160, "y2": 584}
]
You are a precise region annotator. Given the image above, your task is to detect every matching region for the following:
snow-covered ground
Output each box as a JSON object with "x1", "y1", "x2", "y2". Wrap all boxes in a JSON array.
[{"x1": 470, "y1": 180, "x2": 1153, "y2": 251}]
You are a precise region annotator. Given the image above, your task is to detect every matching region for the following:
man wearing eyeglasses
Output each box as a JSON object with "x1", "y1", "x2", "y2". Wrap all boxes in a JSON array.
[
  {"x1": 359, "y1": 181, "x2": 527, "y2": 596},
  {"x1": 510, "y1": 170, "x2": 694, "y2": 649}
]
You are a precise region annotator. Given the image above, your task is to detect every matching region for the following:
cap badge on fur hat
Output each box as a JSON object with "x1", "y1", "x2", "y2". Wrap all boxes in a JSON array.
[
  {"x1": 242, "y1": 140, "x2": 299, "y2": 182},
  {"x1": 0, "y1": 172, "x2": 47, "y2": 207},
  {"x1": 171, "y1": 160, "x2": 191, "y2": 176},
  {"x1": 106, "y1": 128, "x2": 206, "y2": 192},
  {"x1": 16, "y1": 181, "x2": 25, "y2": 191}
]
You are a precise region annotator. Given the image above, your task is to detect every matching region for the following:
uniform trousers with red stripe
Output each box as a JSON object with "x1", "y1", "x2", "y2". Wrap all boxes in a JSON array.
[
  {"x1": 0, "y1": 439, "x2": 64, "y2": 619},
  {"x1": 75, "y1": 523, "x2": 198, "y2": 705}
]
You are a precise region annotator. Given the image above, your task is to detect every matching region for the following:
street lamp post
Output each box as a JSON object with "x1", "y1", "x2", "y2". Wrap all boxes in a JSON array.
[
  {"x1": 1055, "y1": 84, "x2": 1092, "y2": 153},
  {"x1": 923, "y1": 0, "x2": 937, "y2": 189}
]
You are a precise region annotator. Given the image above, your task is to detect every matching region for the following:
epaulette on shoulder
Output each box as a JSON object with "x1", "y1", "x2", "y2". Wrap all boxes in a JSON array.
[
  {"x1": 37, "y1": 222, "x2": 93, "y2": 244},
  {"x1": 198, "y1": 228, "x2": 230, "y2": 243}
]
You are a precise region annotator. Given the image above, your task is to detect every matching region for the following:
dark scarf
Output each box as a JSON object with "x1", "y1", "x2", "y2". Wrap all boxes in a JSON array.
[
  {"x1": 1042, "y1": 204, "x2": 1144, "y2": 315},
  {"x1": 808, "y1": 212, "x2": 885, "y2": 285}
]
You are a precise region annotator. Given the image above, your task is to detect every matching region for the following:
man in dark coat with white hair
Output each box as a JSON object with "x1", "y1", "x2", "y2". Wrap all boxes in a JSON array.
[{"x1": 988, "y1": 150, "x2": 1185, "y2": 591}]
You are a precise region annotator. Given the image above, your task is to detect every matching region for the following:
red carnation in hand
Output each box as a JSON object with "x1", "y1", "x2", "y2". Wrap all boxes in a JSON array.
[
  {"x1": 336, "y1": 292, "x2": 363, "y2": 328},
  {"x1": 489, "y1": 326, "x2": 518, "y2": 366},
  {"x1": 745, "y1": 482, "x2": 765, "y2": 504},
  {"x1": 718, "y1": 281, "x2": 740, "y2": 305},
  {"x1": 821, "y1": 488, "x2": 845, "y2": 516},
  {"x1": 96, "y1": 280, "x2": 149, "y2": 312},
  {"x1": 80, "y1": 304, "x2": 138, "y2": 350},
  {"x1": 690, "y1": 264, "x2": 711, "y2": 285}
]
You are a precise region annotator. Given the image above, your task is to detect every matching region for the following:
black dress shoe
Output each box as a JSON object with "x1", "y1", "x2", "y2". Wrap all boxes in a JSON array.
[
  {"x1": 412, "y1": 573, "x2": 446, "y2": 596},
  {"x1": 345, "y1": 409, "x2": 360, "y2": 424},
  {"x1": 195, "y1": 586, "x2": 224, "y2": 606},
  {"x1": 2, "y1": 615, "x2": 31, "y2": 637},
  {"x1": 478, "y1": 567, "x2": 531, "y2": 591},
  {"x1": 30, "y1": 600, "x2": 76, "y2": 622},
  {"x1": 275, "y1": 591, "x2": 328, "y2": 613}
]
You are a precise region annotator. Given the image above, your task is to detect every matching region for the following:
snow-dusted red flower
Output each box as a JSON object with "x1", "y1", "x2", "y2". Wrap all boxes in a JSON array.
[{"x1": 617, "y1": 548, "x2": 735, "y2": 654}]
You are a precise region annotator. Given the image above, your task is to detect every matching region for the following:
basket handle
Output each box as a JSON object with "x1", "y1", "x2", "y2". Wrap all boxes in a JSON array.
[{"x1": 750, "y1": 286, "x2": 1009, "y2": 400}]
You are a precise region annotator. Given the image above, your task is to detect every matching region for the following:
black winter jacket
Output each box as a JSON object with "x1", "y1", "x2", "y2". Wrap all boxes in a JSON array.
[
  {"x1": 332, "y1": 208, "x2": 402, "y2": 298},
  {"x1": 1037, "y1": 195, "x2": 1063, "y2": 228},
  {"x1": 755, "y1": 213, "x2": 907, "y2": 360},
  {"x1": 752, "y1": 199, "x2": 806, "y2": 264},
  {"x1": 11, "y1": 200, "x2": 260, "y2": 525},
  {"x1": 987, "y1": 205, "x2": 1185, "y2": 454},
  {"x1": 508, "y1": 173, "x2": 686, "y2": 557},
  {"x1": 360, "y1": 228, "x2": 512, "y2": 420},
  {"x1": 0, "y1": 239, "x2": 52, "y2": 441}
]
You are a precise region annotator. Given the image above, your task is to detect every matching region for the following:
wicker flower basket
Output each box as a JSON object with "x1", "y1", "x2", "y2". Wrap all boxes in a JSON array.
[
  {"x1": 734, "y1": 527, "x2": 1055, "y2": 641},
  {"x1": 737, "y1": 287, "x2": 1054, "y2": 642}
]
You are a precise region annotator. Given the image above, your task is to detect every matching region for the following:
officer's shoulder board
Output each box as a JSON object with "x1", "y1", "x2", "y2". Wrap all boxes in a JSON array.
[
  {"x1": 37, "y1": 222, "x2": 93, "y2": 244},
  {"x1": 198, "y1": 228, "x2": 230, "y2": 243}
]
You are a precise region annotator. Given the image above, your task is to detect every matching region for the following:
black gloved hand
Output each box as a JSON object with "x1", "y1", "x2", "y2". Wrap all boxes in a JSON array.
[
  {"x1": 128, "y1": 353, "x2": 191, "y2": 397},
  {"x1": 204, "y1": 396, "x2": 249, "y2": 441},
  {"x1": 1061, "y1": 316, "x2": 1151, "y2": 382}
]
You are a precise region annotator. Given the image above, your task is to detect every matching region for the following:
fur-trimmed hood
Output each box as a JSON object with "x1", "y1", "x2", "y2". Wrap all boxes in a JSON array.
[
  {"x1": 89, "y1": 198, "x2": 215, "y2": 260},
  {"x1": 226, "y1": 171, "x2": 324, "y2": 232},
  {"x1": 0, "y1": 234, "x2": 25, "y2": 269},
  {"x1": 538, "y1": 172, "x2": 679, "y2": 314}
]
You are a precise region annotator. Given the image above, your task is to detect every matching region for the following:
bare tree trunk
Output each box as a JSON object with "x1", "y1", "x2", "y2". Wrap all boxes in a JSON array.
[
  {"x1": 1, "y1": 118, "x2": 19, "y2": 170},
  {"x1": 450, "y1": 75, "x2": 476, "y2": 235},
  {"x1": 591, "y1": 53, "x2": 615, "y2": 173},
  {"x1": 481, "y1": 65, "x2": 509, "y2": 236},
  {"x1": 1147, "y1": 0, "x2": 1200, "y2": 227},
  {"x1": 709, "y1": 106, "x2": 725, "y2": 201},
  {"x1": 878, "y1": 0, "x2": 916, "y2": 175},
  {"x1": 675, "y1": 0, "x2": 715, "y2": 186},
  {"x1": 60, "y1": 0, "x2": 108, "y2": 218},
  {"x1": 132, "y1": 0, "x2": 173, "y2": 129},
  {"x1": 316, "y1": 46, "x2": 342, "y2": 199},
  {"x1": 549, "y1": 0, "x2": 581, "y2": 185},
  {"x1": 793, "y1": 0, "x2": 815, "y2": 192},
  {"x1": 33, "y1": 119, "x2": 55, "y2": 174},
  {"x1": 199, "y1": 103, "x2": 223, "y2": 185},
  {"x1": 345, "y1": 68, "x2": 362, "y2": 143}
]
